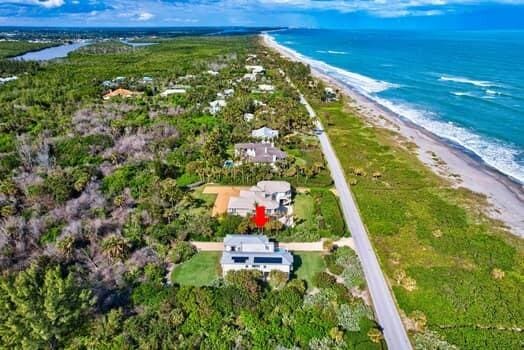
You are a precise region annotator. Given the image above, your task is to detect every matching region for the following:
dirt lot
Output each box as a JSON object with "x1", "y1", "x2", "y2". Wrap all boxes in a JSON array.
[{"x1": 203, "y1": 185, "x2": 250, "y2": 216}]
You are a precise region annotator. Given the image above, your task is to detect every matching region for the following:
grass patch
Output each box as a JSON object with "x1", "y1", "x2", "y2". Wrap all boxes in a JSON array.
[
  {"x1": 171, "y1": 251, "x2": 221, "y2": 287},
  {"x1": 293, "y1": 252, "x2": 326, "y2": 289},
  {"x1": 313, "y1": 97, "x2": 524, "y2": 348}
]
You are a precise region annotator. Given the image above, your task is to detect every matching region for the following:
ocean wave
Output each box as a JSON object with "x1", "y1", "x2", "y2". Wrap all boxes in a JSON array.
[
  {"x1": 316, "y1": 50, "x2": 349, "y2": 55},
  {"x1": 451, "y1": 91, "x2": 474, "y2": 97},
  {"x1": 328, "y1": 50, "x2": 349, "y2": 55},
  {"x1": 264, "y1": 35, "x2": 395, "y2": 94},
  {"x1": 265, "y1": 33, "x2": 524, "y2": 183},
  {"x1": 439, "y1": 75, "x2": 496, "y2": 88},
  {"x1": 373, "y1": 97, "x2": 524, "y2": 183}
]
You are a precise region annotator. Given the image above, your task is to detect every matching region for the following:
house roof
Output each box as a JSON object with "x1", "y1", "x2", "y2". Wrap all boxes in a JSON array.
[
  {"x1": 221, "y1": 249, "x2": 293, "y2": 266},
  {"x1": 252, "y1": 127, "x2": 279, "y2": 139},
  {"x1": 234, "y1": 143, "x2": 286, "y2": 163},
  {"x1": 224, "y1": 234, "x2": 269, "y2": 247},
  {"x1": 255, "y1": 181, "x2": 291, "y2": 194},
  {"x1": 103, "y1": 88, "x2": 136, "y2": 99}
]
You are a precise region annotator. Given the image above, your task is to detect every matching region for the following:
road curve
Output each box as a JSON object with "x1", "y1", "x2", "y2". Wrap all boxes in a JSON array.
[{"x1": 300, "y1": 95, "x2": 413, "y2": 350}]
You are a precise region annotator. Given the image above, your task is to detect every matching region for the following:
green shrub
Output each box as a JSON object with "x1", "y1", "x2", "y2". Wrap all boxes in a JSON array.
[
  {"x1": 324, "y1": 254, "x2": 344, "y2": 275},
  {"x1": 54, "y1": 134, "x2": 113, "y2": 167},
  {"x1": 169, "y1": 241, "x2": 197, "y2": 264},
  {"x1": 313, "y1": 271, "x2": 337, "y2": 289},
  {"x1": 0, "y1": 134, "x2": 15, "y2": 153}
]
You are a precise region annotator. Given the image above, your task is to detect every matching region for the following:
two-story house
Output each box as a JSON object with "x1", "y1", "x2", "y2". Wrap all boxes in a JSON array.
[{"x1": 221, "y1": 234, "x2": 294, "y2": 278}]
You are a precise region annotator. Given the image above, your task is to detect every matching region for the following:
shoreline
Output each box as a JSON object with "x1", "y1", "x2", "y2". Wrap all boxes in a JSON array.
[{"x1": 261, "y1": 33, "x2": 524, "y2": 238}]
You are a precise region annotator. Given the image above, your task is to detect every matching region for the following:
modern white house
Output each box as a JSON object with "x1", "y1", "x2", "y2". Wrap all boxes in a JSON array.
[
  {"x1": 209, "y1": 99, "x2": 227, "y2": 115},
  {"x1": 234, "y1": 142, "x2": 286, "y2": 165},
  {"x1": 227, "y1": 180, "x2": 292, "y2": 226},
  {"x1": 221, "y1": 235, "x2": 294, "y2": 278},
  {"x1": 251, "y1": 126, "x2": 279, "y2": 140}
]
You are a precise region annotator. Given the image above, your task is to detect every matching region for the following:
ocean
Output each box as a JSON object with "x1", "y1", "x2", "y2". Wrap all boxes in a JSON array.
[{"x1": 269, "y1": 29, "x2": 524, "y2": 184}]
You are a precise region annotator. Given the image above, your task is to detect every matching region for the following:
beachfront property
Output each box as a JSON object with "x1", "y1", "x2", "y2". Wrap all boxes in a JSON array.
[
  {"x1": 323, "y1": 87, "x2": 338, "y2": 102},
  {"x1": 251, "y1": 126, "x2": 279, "y2": 140},
  {"x1": 103, "y1": 88, "x2": 138, "y2": 100},
  {"x1": 234, "y1": 142, "x2": 286, "y2": 165},
  {"x1": 227, "y1": 180, "x2": 293, "y2": 226},
  {"x1": 221, "y1": 234, "x2": 294, "y2": 278},
  {"x1": 209, "y1": 99, "x2": 227, "y2": 115}
]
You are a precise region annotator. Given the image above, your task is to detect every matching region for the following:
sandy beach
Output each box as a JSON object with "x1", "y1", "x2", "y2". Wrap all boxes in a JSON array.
[{"x1": 261, "y1": 33, "x2": 524, "y2": 238}]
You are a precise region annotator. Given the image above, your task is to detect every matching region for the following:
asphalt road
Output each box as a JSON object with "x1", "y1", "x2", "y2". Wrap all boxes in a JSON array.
[{"x1": 300, "y1": 95, "x2": 413, "y2": 350}]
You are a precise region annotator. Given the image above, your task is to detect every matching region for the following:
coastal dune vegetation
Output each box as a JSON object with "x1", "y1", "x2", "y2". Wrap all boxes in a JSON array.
[{"x1": 274, "y1": 47, "x2": 524, "y2": 349}]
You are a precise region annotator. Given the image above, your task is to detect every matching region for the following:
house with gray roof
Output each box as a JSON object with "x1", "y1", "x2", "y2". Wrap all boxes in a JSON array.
[
  {"x1": 252, "y1": 126, "x2": 279, "y2": 140},
  {"x1": 221, "y1": 234, "x2": 293, "y2": 278},
  {"x1": 234, "y1": 142, "x2": 286, "y2": 165},
  {"x1": 227, "y1": 181, "x2": 293, "y2": 226}
]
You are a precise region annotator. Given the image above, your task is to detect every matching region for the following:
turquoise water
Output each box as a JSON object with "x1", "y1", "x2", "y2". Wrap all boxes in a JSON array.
[{"x1": 270, "y1": 29, "x2": 524, "y2": 183}]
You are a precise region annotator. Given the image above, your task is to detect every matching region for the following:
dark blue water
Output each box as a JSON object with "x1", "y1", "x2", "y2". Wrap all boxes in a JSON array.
[{"x1": 270, "y1": 29, "x2": 524, "y2": 183}]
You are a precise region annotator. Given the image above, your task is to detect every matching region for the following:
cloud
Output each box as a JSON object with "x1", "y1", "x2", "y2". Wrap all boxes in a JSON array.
[
  {"x1": 136, "y1": 11, "x2": 154, "y2": 21},
  {"x1": 15, "y1": 0, "x2": 65, "y2": 8}
]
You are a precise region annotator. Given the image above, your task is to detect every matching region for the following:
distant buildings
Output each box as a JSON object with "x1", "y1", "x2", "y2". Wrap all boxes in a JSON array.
[
  {"x1": 221, "y1": 234, "x2": 294, "y2": 278},
  {"x1": 103, "y1": 88, "x2": 138, "y2": 100},
  {"x1": 209, "y1": 99, "x2": 227, "y2": 115},
  {"x1": 160, "y1": 87, "x2": 187, "y2": 96},
  {"x1": 251, "y1": 127, "x2": 279, "y2": 140},
  {"x1": 256, "y1": 84, "x2": 275, "y2": 93},
  {"x1": 243, "y1": 113, "x2": 255, "y2": 122},
  {"x1": 234, "y1": 142, "x2": 286, "y2": 165},
  {"x1": 323, "y1": 87, "x2": 338, "y2": 102}
]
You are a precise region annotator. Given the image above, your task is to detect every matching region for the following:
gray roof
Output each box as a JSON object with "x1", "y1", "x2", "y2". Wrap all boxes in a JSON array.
[
  {"x1": 221, "y1": 249, "x2": 293, "y2": 266},
  {"x1": 254, "y1": 181, "x2": 290, "y2": 194},
  {"x1": 224, "y1": 234, "x2": 269, "y2": 246},
  {"x1": 235, "y1": 143, "x2": 286, "y2": 163}
]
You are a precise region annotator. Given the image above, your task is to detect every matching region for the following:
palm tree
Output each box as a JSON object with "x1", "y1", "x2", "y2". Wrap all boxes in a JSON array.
[{"x1": 101, "y1": 234, "x2": 130, "y2": 261}]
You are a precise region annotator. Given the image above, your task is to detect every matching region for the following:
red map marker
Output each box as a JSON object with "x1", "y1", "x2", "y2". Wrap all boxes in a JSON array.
[{"x1": 251, "y1": 205, "x2": 269, "y2": 229}]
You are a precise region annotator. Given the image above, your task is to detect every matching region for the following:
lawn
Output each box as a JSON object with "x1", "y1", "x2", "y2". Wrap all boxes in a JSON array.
[
  {"x1": 293, "y1": 252, "x2": 326, "y2": 289},
  {"x1": 171, "y1": 251, "x2": 221, "y2": 286}
]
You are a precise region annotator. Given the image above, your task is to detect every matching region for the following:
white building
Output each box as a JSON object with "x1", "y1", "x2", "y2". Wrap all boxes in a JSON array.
[
  {"x1": 257, "y1": 84, "x2": 275, "y2": 93},
  {"x1": 244, "y1": 113, "x2": 255, "y2": 122},
  {"x1": 251, "y1": 126, "x2": 279, "y2": 140},
  {"x1": 245, "y1": 65, "x2": 265, "y2": 75},
  {"x1": 160, "y1": 88, "x2": 187, "y2": 96},
  {"x1": 221, "y1": 235, "x2": 294, "y2": 278},
  {"x1": 209, "y1": 99, "x2": 227, "y2": 115}
]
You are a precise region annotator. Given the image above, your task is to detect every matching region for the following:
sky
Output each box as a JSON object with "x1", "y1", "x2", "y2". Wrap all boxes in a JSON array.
[{"x1": 1, "y1": 0, "x2": 524, "y2": 29}]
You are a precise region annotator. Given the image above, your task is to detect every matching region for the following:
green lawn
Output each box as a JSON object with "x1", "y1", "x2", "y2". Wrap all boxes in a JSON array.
[
  {"x1": 171, "y1": 252, "x2": 221, "y2": 286},
  {"x1": 293, "y1": 252, "x2": 326, "y2": 289}
]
